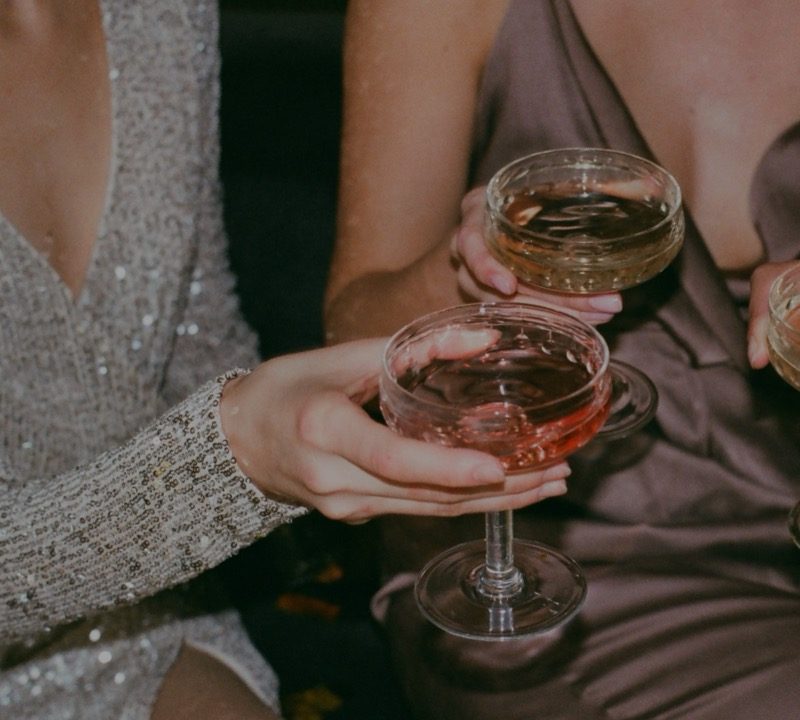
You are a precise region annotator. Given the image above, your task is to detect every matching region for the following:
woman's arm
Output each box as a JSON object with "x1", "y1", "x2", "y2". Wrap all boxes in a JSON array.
[
  {"x1": 1, "y1": 341, "x2": 570, "y2": 644},
  {"x1": 325, "y1": 0, "x2": 621, "y2": 343},
  {"x1": 0, "y1": 374, "x2": 304, "y2": 645},
  {"x1": 324, "y1": 0, "x2": 510, "y2": 344}
]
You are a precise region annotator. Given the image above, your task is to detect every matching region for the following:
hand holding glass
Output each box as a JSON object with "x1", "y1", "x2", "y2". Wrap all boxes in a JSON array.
[{"x1": 380, "y1": 302, "x2": 611, "y2": 639}]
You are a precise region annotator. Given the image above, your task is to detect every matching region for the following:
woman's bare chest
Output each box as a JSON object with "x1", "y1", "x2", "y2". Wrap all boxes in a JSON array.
[
  {"x1": 570, "y1": 0, "x2": 800, "y2": 271},
  {"x1": 0, "y1": 1, "x2": 110, "y2": 297}
]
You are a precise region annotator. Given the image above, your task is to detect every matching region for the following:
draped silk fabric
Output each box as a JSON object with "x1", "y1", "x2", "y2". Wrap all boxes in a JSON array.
[{"x1": 377, "y1": 2, "x2": 800, "y2": 717}]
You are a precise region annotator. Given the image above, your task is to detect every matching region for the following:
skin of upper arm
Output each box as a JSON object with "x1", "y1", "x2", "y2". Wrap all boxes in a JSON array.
[{"x1": 324, "y1": 0, "x2": 509, "y2": 322}]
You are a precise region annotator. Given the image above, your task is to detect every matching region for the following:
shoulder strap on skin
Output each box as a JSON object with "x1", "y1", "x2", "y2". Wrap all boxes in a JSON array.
[{"x1": 472, "y1": 0, "x2": 747, "y2": 371}]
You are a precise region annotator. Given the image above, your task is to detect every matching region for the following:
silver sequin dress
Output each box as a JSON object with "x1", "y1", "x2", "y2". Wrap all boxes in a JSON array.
[{"x1": 0, "y1": 2, "x2": 305, "y2": 717}]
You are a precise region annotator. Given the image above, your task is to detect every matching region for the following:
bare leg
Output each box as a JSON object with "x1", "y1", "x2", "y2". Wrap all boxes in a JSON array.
[{"x1": 151, "y1": 644, "x2": 281, "y2": 720}]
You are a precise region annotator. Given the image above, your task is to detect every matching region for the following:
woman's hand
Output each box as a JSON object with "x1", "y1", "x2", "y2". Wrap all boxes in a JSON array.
[
  {"x1": 451, "y1": 187, "x2": 623, "y2": 325},
  {"x1": 220, "y1": 338, "x2": 570, "y2": 523},
  {"x1": 748, "y1": 260, "x2": 797, "y2": 368}
]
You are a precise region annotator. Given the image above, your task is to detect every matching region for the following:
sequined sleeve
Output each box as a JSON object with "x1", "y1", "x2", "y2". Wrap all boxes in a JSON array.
[
  {"x1": 0, "y1": 3, "x2": 310, "y2": 647},
  {"x1": 0, "y1": 371, "x2": 306, "y2": 644}
]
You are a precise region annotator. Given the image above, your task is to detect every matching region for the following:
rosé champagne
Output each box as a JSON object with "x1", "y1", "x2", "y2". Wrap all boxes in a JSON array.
[
  {"x1": 379, "y1": 303, "x2": 609, "y2": 640},
  {"x1": 381, "y1": 304, "x2": 611, "y2": 473},
  {"x1": 387, "y1": 347, "x2": 609, "y2": 472}
]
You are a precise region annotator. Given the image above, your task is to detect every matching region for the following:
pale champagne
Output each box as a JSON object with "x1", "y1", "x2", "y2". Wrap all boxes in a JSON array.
[{"x1": 487, "y1": 190, "x2": 684, "y2": 292}]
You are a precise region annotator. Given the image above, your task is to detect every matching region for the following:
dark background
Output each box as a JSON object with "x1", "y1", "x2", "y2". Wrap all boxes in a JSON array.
[
  {"x1": 221, "y1": 0, "x2": 347, "y2": 359},
  {"x1": 218, "y1": 3, "x2": 413, "y2": 718}
]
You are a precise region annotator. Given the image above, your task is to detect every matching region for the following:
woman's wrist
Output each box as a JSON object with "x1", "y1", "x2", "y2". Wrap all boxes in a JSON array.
[{"x1": 219, "y1": 370, "x2": 258, "y2": 479}]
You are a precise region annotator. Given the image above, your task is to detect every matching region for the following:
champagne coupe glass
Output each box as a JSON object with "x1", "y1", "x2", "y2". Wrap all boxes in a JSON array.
[
  {"x1": 380, "y1": 302, "x2": 611, "y2": 640},
  {"x1": 485, "y1": 148, "x2": 685, "y2": 439},
  {"x1": 765, "y1": 264, "x2": 800, "y2": 546}
]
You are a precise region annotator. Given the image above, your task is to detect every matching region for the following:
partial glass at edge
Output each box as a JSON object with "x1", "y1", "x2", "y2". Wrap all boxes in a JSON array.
[
  {"x1": 766, "y1": 264, "x2": 800, "y2": 547},
  {"x1": 380, "y1": 302, "x2": 611, "y2": 640},
  {"x1": 485, "y1": 148, "x2": 685, "y2": 439}
]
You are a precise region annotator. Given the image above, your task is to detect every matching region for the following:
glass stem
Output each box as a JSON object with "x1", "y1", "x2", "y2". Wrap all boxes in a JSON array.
[{"x1": 480, "y1": 510, "x2": 524, "y2": 598}]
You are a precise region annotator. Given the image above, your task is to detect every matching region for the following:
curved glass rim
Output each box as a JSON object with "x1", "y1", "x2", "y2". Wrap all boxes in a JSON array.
[
  {"x1": 768, "y1": 264, "x2": 800, "y2": 342},
  {"x1": 381, "y1": 301, "x2": 611, "y2": 416},
  {"x1": 485, "y1": 147, "x2": 683, "y2": 247}
]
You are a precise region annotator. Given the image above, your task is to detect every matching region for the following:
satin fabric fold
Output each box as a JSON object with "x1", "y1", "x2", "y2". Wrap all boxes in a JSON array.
[{"x1": 377, "y1": 2, "x2": 800, "y2": 718}]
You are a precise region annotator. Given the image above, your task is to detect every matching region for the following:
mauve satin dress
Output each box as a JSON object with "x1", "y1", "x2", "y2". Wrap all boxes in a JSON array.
[{"x1": 375, "y1": 2, "x2": 800, "y2": 718}]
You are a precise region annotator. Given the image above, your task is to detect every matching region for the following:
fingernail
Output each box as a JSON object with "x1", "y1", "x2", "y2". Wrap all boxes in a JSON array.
[
  {"x1": 472, "y1": 462, "x2": 505, "y2": 484},
  {"x1": 541, "y1": 479, "x2": 568, "y2": 497},
  {"x1": 747, "y1": 339, "x2": 758, "y2": 366},
  {"x1": 490, "y1": 272, "x2": 516, "y2": 296},
  {"x1": 747, "y1": 317, "x2": 769, "y2": 367},
  {"x1": 588, "y1": 295, "x2": 622, "y2": 312},
  {"x1": 747, "y1": 338, "x2": 765, "y2": 367},
  {"x1": 544, "y1": 463, "x2": 571, "y2": 480}
]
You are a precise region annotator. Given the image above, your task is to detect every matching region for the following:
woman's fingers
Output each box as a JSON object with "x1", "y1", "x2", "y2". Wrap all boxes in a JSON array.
[
  {"x1": 283, "y1": 337, "x2": 388, "y2": 401},
  {"x1": 513, "y1": 285, "x2": 622, "y2": 324},
  {"x1": 455, "y1": 264, "x2": 620, "y2": 324},
  {"x1": 317, "y1": 479, "x2": 569, "y2": 523},
  {"x1": 298, "y1": 395, "x2": 506, "y2": 488},
  {"x1": 298, "y1": 391, "x2": 570, "y2": 479},
  {"x1": 391, "y1": 328, "x2": 501, "y2": 379},
  {"x1": 296, "y1": 394, "x2": 573, "y2": 519},
  {"x1": 451, "y1": 209, "x2": 518, "y2": 296},
  {"x1": 452, "y1": 186, "x2": 518, "y2": 294},
  {"x1": 305, "y1": 461, "x2": 571, "y2": 522},
  {"x1": 451, "y1": 186, "x2": 622, "y2": 325}
]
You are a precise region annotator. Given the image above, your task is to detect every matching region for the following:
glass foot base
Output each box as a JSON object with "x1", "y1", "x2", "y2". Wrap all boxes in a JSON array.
[
  {"x1": 414, "y1": 539, "x2": 586, "y2": 641},
  {"x1": 597, "y1": 359, "x2": 658, "y2": 441}
]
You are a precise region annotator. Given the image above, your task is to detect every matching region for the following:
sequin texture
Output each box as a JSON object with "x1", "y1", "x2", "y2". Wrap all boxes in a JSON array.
[{"x1": 0, "y1": 1, "x2": 306, "y2": 717}]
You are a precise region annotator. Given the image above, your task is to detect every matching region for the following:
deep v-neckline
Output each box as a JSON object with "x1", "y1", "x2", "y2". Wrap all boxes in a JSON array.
[
  {"x1": 1, "y1": 0, "x2": 116, "y2": 307},
  {"x1": 560, "y1": 0, "x2": 800, "y2": 268},
  {"x1": 549, "y1": 0, "x2": 751, "y2": 370}
]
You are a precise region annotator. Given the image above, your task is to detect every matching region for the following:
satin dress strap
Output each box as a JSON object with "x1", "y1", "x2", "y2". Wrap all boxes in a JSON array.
[{"x1": 750, "y1": 120, "x2": 800, "y2": 263}]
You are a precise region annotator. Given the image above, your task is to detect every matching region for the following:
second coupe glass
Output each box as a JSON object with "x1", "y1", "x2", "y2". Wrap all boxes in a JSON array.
[{"x1": 485, "y1": 148, "x2": 685, "y2": 439}]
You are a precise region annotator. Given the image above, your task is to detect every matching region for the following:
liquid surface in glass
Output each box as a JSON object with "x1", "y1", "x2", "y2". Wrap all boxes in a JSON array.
[
  {"x1": 505, "y1": 191, "x2": 668, "y2": 239},
  {"x1": 488, "y1": 189, "x2": 681, "y2": 292},
  {"x1": 393, "y1": 348, "x2": 607, "y2": 471}
]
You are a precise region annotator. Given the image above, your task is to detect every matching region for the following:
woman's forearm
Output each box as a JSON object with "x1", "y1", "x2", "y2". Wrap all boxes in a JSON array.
[{"x1": 325, "y1": 238, "x2": 461, "y2": 344}]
